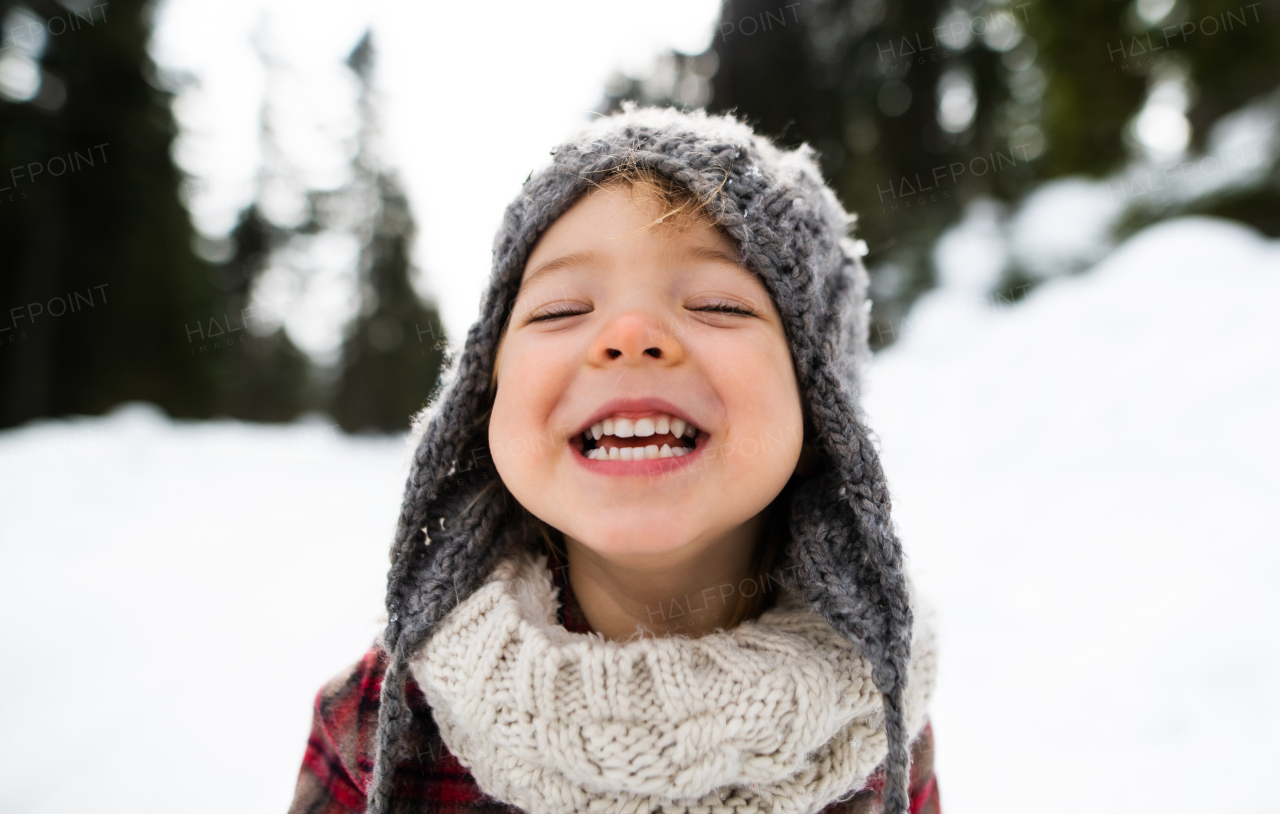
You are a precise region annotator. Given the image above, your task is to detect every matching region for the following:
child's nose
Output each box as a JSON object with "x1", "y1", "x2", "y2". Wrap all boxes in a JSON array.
[{"x1": 590, "y1": 311, "x2": 684, "y2": 365}]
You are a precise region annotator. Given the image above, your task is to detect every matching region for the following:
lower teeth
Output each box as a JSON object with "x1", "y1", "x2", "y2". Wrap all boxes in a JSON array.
[{"x1": 587, "y1": 444, "x2": 690, "y2": 460}]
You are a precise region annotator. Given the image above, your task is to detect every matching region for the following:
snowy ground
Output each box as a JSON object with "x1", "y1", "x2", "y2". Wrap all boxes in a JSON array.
[
  {"x1": 867, "y1": 216, "x2": 1280, "y2": 812},
  {"x1": 1, "y1": 216, "x2": 1277, "y2": 813},
  {"x1": 0, "y1": 415, "x2": 408, "y2": 813}
]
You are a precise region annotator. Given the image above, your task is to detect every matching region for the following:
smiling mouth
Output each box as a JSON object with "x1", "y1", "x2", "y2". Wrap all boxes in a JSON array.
[{"x1": 577, "y1": 413, "x2": 700, "y2": 461}]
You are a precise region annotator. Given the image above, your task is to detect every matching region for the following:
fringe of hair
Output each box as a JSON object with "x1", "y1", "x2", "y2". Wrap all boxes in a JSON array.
[{"x1": 583, "y1": 153, "x2": 729, "y2": 232}]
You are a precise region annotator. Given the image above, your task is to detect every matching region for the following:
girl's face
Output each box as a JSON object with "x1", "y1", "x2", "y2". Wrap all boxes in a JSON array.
[{"x1": 489, "y1": 184, "x2": 804, "y2": 559}]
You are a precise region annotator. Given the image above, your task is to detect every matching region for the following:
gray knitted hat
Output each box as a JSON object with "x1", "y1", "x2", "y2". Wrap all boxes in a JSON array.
[{"x1": 370, "y1": 103, "x2": 913, "y2": 814}]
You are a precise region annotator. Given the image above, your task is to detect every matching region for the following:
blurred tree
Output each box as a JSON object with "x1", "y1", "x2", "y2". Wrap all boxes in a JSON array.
[
  {"x1": 196, "y1": 33, "x2": 319, "y2": 424},
  {"x1": 0, "y1": 0, "x2": 222, "y2": 427},
  {"x1": 1031, "y1": 0, "x2": 1280, "y2": 170},
  {"x1": 600, "y1": 0, "x2": 1280, "y2": 340},
  {"x1": 1030, "y1": 0, "x2": 1280, "y2": 238},
  {"x1": 204, "y1": 202, "x2": 314, "y2": 422},
  {"x1": 327, "y1": 32, "x2": 447, "y2": 433},
  {"x1": 1, "y1": 9, "x2": 444, "y2": 433},
  {"x1": 1181, "y1": 1, "x2": 1280, "y2": 146},
  {"x1": 602, "y1": 0, "x2": 1041, "y2": 346},
  {"x1": 1022, "y1": 3, "x2": 1148, "y2": 178}
]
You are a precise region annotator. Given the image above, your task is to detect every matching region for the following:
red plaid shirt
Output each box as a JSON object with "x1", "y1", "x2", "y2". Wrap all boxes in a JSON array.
[{"x1": 287, "y1": 560, "x2": 941, "y2": 814}]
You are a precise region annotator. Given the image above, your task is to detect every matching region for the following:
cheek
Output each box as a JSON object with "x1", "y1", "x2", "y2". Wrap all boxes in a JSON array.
[
  {"x1": 702, "y1": 331, "x2": 803, "y2": 424},
  {"x1": 488, "y1": 342, "x2": 567, "y2": 471},
  {"x1": 709, "y1": 335, "x2": 805, "y2": 477}
]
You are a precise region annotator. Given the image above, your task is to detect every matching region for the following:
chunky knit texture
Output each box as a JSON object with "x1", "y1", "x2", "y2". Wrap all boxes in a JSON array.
[
  {"x1": 407, "y1": 549, "x2": 937, "y2": 814},
  {"x1": 370, "y1": 103, "x2": 919, "y2": 814}
]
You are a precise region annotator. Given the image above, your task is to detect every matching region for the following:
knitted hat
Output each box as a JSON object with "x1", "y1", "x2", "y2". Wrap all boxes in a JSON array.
[{"x1": 370, "y1": 103, "x2": 914, "y2": 814}]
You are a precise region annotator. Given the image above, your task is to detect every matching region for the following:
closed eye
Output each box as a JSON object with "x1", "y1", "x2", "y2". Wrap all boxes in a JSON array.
[
  {"x1": 689, "y1": 302, "x2": 757, "y2": 317},
  {"x1": 525, "y1": 304, "x2": 592, "y2": 324}
]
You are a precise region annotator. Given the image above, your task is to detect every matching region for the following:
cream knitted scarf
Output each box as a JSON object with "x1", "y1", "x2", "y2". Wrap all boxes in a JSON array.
[{"x1": 407, "y1": 549, "x2": 937, "y2": 814}]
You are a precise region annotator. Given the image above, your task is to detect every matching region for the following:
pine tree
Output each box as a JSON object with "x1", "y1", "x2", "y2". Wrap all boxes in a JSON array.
[
  {"x1": 0, "y1": 0, "x2": 223, "y2": 426},
  {"x1": 204, "y1": 202, "x2": 314, "y2": 422},
  {"x1": 328, "y1": 32, "x2": 447, "y2": 433},
  {"x1": 198, "y1": 34, "x2": 318, "y2": 424},
  {"x1": 1028, "y1": 0, "x2": 1280, "y2": 239}
]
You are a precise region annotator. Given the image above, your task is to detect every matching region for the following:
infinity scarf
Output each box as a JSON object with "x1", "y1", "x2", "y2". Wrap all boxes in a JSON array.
[{"x1": 407, "y1": 549, "x2": 937, "y2": 814}]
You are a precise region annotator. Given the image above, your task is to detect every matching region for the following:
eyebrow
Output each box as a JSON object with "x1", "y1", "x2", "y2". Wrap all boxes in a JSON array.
[
  {"x1": 521, "y1": 244, "x2": 750, "y2": 289},
  {"x1": 681, "y1": 244, "x2": 748, "y2": 271},
  {"x1": 521, "y1": 250, "x2": 605, "y2": 288}
]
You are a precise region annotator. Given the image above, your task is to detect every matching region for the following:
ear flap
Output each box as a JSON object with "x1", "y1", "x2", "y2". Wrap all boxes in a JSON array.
[
  {"x1": 827, "y1": 235, "x2": 874, "y2": 401},
  {"x1": 781, "y1": 467, "x2": 914, "y2": 814}
]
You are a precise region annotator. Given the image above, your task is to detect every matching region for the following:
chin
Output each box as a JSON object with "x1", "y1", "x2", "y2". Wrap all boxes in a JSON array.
[{"x1": 557, "y1": 509, "x2": 731, "y2": 558}]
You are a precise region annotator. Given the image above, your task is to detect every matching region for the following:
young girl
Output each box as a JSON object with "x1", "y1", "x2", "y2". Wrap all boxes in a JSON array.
[{"x1": 288, "y1": 104, "x2": 939, "y2": 814}]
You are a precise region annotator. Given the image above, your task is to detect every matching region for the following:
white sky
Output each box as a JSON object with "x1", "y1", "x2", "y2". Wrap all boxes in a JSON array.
[{"x1": 151, "y1": 0, "x2": 722, "y2": 352}]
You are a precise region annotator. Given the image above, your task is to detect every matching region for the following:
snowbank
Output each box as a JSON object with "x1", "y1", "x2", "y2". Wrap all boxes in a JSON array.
[
  {"x1": 0, "y1": 408, "x2": 411, "y2": 814},
  {"x1": 867, "y1": 216, "x2": 1280, "y2": 812},
  {"x1": 1, "y1": 216, "x2": 1276, "y2": 813}
]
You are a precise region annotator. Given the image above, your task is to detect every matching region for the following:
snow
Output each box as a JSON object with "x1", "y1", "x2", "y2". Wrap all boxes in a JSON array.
[
  {"x1": 868, "y1": 216, "x2": 1280, "y2": 811},
  {"x1": 1006, "y1": 177, "x2": 1122, "y2": 279},
  {"x1": 933, "y1": 198, "x2": 1006, "y2": 293},
  {"x1": 2, "y1": 216, "x2": 1278, "y2": 813},
  {"x1": 1107, "y1": 87, "x2": 1279, "y2": 219},
  {"x1": 0, "y1": 409, "x2": 409, "y2": 814}
]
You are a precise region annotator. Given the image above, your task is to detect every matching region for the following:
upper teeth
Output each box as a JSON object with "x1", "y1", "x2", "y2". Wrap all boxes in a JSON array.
[{"x1": 589, "y1": 414, "x2": 696, "y2": 440}]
